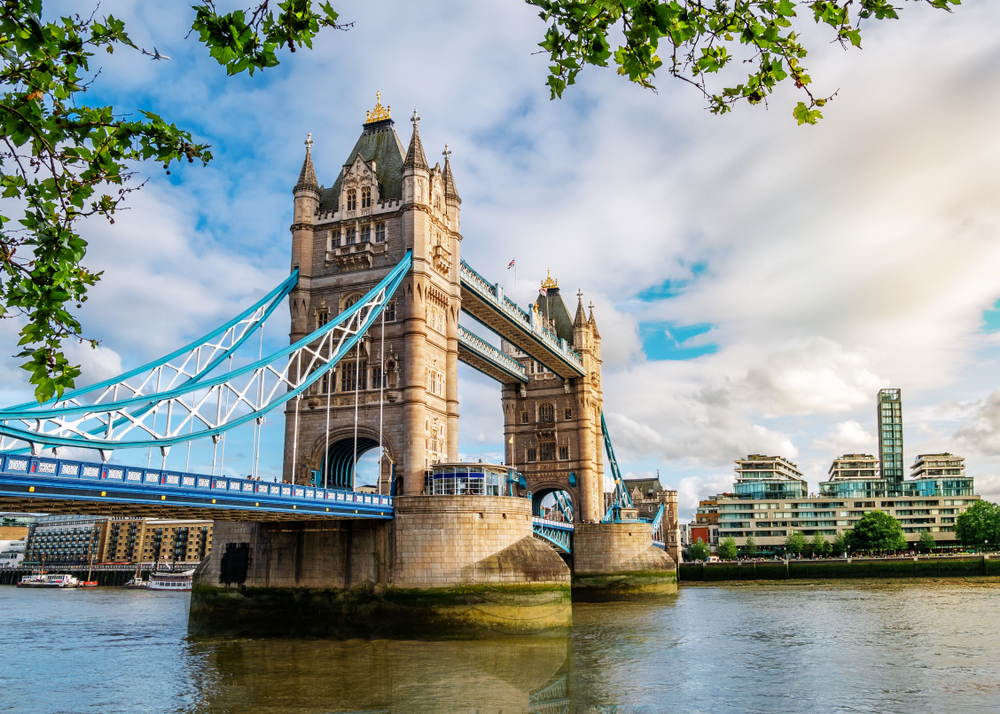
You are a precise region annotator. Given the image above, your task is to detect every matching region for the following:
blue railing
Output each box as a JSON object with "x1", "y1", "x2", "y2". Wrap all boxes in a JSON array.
[
  {"x1": 532, "y1": 516, "x2": 573, "y2": 554},
  {"x1": 457, "y1": 326, "x2": 527, "y2": 382},
  {"x1": 0, "y1": 454, "x2": 393, "y2": 513},
  {"x1": 459, "y1": 260, "x2": 584, "y2": 372}
]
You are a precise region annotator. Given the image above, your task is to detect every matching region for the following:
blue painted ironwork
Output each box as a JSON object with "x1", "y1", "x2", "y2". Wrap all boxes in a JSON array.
[
  {"x1": 459, "y1": 259, "x2": 584, "y2": 377},
  {"x1": 0, "y1": 253, "x2": 412, "y2": 452},
  {"x1": 0, "y1": 453, "x2": 393, "y2": 519},
  {"x1": 2, "y1": 271, "x2": 298, "y2": 418},
  {"x1": 457, "y1": 325, "x2": 528, "y2": 383},
  {"x1": 532, "y1": 516, "x2": 573, "y2": 554},
  {"x1": 552, "y1": 490, "x2": 574, "y2": 523},
  {"x1": 601, "y1": 412, "x2": 635, "y2": 522},
  {"x1": 650, "y1": 503, "x2": 666, "y2": 549}
]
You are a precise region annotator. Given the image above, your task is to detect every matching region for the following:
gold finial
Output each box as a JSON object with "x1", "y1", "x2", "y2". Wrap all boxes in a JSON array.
[
  {"x1": 365, "y1": 91, "x2": 391, "y2": 123},
  {"x1": 541, "y1": 269, "x2": 558, "y2": 291}
]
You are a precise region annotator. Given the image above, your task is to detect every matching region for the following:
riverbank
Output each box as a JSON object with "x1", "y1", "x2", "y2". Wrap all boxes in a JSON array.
[{"x1": 679, "y1": 554, "x2": 1000, "y2": 582}]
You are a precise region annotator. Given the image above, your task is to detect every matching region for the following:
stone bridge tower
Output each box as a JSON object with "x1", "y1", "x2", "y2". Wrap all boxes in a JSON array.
[
  {"x1": 501, "y1": 276, "x2": 604, "y2": 523},
  {"x1": 283, "y1": 95, "x2": 462, "y2": 495}
]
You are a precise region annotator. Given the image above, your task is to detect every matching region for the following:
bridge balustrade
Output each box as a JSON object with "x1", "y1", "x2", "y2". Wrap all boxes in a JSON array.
[{"x1": 0, "y1": 454, "x2": 393, "y2": 512}]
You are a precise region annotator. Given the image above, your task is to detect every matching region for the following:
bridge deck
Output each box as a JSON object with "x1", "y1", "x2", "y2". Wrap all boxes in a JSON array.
[
  {"x1": 457, "y1": 325, "x2": 528, "y2": 384},
  {"x1": 0, "y1": 455, "x2": 393, "y2": 521},
  {"x1": 460, "y1": 260, "x2": 585, "y2": 379}
]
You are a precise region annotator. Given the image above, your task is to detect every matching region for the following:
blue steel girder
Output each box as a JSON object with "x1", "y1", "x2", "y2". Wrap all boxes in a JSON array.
[
  {"x1": 0, "y1": 454, "x2": 394, "y2": 521},
  {"x1": 459, "y1": 260, "x2": 585, "y2": 379},
  {"x1": 532, "y1": 516, "x2": 573, "y2": 554},
  {"x1": 601, "y1": 412, "x2": 636, "y2": 523},
  {"x1": 2, "y1": 272, "x2": 298, "y2": 418},
  {"x1": 457, "y1": 325, "x2": 527, "y2": 384},
  {"x1": 0, "y1": 253, "x2": 411, "y2": 452}
]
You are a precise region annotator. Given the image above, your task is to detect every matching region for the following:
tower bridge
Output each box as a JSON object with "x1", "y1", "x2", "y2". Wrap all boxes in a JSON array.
[{"x1": 0, "y1": 95, "x2": 675, "y2": 638}]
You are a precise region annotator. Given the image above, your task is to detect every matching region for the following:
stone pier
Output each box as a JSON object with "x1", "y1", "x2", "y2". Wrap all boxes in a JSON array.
[
  {"x1": 189, "y1": 495, "x2": 571, "y2": 638},
  {"x1": 571, "y1": 522, "x2": 677, "y2": 601}
]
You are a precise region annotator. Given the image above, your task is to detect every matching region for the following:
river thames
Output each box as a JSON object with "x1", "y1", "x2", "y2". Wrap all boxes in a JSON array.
[{"x1": 2, "y1": 580, "x2": 999, "y2": 713}]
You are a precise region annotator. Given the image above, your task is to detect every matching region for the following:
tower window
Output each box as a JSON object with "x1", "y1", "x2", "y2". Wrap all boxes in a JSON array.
[
  {"x1": 329, "y1": 230, "x2": 341, "y2": 249},
  {"x1": 385, "y1": 301, "x2": 396, "y2": 321},
  {"x1": 361, "y1": 186, "x2": 371, "y2": 208},
  {"x1": 520, "y1": 411, "x2": 529, "y2": 424},
  {"x1": 316, "y1": 309, "x2": 329, "y2": 328},
  {"x1": 527, "y1": 448, "x2": 537, "y2": 462},
  {"x1": 540, "y1": 443, "x2": 556, "y2": 461},
  {"x1": 564, "y1": 408, "x2": 572, "y2": 420},
  {"x1": 559, "y1": 446, "x2": 569, "y2": 460},
  {"x1": 361, "y1": 225, "x2": 371, "y2": 242},
  {"x1": 347, "y1": 190, "x2": 357, "y2": 211},
  {"x1": 375, "y1": 223, "x2": 386, "y2": 243},
  {"x1": 539, "y1": 403, "x2": 555, "y2": 423},
  {"x1": 346, "y1": 227, "x2": 357, "y2": 245}
]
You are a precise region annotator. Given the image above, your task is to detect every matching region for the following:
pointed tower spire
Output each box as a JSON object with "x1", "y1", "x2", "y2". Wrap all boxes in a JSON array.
[
  {"x1": 574, "y1": 289, "x2": 587, "y2": 328},
  {"x1": 588, "y1": 301, "x2": 601, "y2": 338},
  {"x1": 295, "y1": 132, "x2": 320, "y2": 194},
  {"x1": 442, "y1": 143, "x2": 461, "y2": 204},
  {"x1": 404, "y1": 110, "x2": 428, "y2": 170}
]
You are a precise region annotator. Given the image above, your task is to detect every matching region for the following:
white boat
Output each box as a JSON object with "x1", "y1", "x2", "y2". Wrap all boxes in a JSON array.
[
  {"x1": 123, "y1": 576, "x2": 148, "y2": 589},
  {"x1": 17, "y1": 573, "x2": 80, "y2": 588},
  {"x1": 147, "y1": 569, "x2": 194, "y2": 591}
]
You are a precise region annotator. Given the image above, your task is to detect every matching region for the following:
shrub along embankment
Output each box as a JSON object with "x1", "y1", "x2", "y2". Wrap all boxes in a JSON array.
[{"x1": 679, "y1": 555, "x2": 1000, "y2": 582}]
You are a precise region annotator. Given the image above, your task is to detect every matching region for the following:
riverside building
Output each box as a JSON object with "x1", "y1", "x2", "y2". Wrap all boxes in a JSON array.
[{"x1": 715, "y1": 453, "x2": 978, "y2": 553}]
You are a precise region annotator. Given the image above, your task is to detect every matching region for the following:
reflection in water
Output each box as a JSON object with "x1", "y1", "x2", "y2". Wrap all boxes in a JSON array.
[
  {"x1": 4, "y1": 582, "x2": 1000, "y2": 713},
  {"x1": 187, "y1": 637, "x2": 571, "y2": 714}
]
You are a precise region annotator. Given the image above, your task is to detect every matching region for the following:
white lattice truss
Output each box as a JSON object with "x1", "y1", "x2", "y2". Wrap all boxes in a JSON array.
[{"x1": 0, "y1": 254, "x2": 410, "y2": 453}]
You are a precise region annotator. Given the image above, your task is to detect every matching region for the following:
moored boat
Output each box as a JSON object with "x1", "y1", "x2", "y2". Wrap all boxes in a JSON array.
[
  {"x1": 148, "y1": 569, "x2": 194, "y2": 591},
  {"x1": 17, "y1": 573, "x2": 80, "y2": 588},
  {"x1": 123, "y1": 576, "x2": 148, "y2": 589}
]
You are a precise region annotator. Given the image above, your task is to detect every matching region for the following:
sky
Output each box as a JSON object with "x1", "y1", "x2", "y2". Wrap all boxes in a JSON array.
[{"x1": 6, "y1": 0, "x2": 1000, "y2": 519}]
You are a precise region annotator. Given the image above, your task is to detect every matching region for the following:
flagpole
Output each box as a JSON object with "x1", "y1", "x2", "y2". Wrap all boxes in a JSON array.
[{"x1": 514, "y1": 260, "x2": 518, "y2": 309}]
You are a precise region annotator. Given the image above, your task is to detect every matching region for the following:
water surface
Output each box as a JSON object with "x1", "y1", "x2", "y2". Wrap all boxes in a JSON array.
[{"x1": 2, "y1": 581, "x2": 999, "y2": 713}]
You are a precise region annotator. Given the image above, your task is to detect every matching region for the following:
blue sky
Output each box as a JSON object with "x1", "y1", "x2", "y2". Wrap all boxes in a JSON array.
[{"x1": 4, "y1": 0, "x2": 1000, "y2": 517}]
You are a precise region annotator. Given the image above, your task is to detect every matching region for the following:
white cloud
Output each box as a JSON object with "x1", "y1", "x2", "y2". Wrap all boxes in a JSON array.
[{"x1": 811, "y1": 421, "x2": 876, "y2": 455}]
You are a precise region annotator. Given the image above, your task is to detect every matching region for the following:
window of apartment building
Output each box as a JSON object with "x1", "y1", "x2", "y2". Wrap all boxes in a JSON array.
[
  {"x1": 558, "y1": 445, "x2": 569, "y2": 460},
  {"x1": 361, "y1": 186, "x2": 371, "y2": 208},
  {"x1": 538, "y1": 403, "x2": 555, "y2": 423},
  {"x1": 347, "y1": 189, "x2": 357, "y2": 211},
  {"x1": 375, "y1": 223, "x2": 386, "y2": 243},
  {"x1": 361, "y1": 225, "x2": 371, "y2": 242},
  {"x1": 540, "y1": 443, "x2": 556, "y2": 461},
  {"x1": 527, "y1": 448, "x2": 537, "y2": 462}
]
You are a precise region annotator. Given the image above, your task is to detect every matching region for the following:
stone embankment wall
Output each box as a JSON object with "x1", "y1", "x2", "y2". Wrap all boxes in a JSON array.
[
  {"x1": 190, "y1": 495, "x2": 571, "y2": 638},
  {"x1": 680, "y1": 555, "x2": 1000, "y2": 582},
  {"x1": 572, "y1": 522, "x2": 677, "y2": 600}
]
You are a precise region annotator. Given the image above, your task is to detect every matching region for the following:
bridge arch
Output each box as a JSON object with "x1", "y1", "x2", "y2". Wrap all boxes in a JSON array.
[
  {"x1": 531, "y1": 483, "x2": 576, "y2": 523},
  {"x1": 307, "y1": 426, "x2": 395, "y2": 491}
]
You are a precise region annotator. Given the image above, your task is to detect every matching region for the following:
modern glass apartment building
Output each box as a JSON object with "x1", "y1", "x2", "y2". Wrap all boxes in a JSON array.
[
  {"x1": 733, "y1": 455, "x2": 807, "y2": 500},
  {"x1": 878, "y1": 388, "x2": 904, "y2": 481}
]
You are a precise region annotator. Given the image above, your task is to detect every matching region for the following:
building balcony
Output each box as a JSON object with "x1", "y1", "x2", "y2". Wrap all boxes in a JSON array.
[{"x1": 327, "y1": 240, "x2": 388, "y2": 272}]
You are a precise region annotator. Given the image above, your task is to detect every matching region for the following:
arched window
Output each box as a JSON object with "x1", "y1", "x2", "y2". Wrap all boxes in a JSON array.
[
  {"x1": 344, "y1": 294, "x2": 361, "y2": 310},
  {"x1": 347, "y1": 189, "x2": 357, "y2": 211},
  {"x1": 361, "y1": 186, "x2": 371, "y2": 208},
  {"x1": 539, "y1": 403, "x2": 555, "y2": 423}
]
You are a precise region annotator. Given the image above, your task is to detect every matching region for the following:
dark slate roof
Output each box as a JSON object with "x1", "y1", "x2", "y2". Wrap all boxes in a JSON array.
[
  {"x1": 319, "y1": 119, "x2": 406, "y2": 214},
  {"x1": 624, "y1": 477, "x2": 664, "y2": 499},
  {"x1": 533, "y1": 287, "x2": 574, "y2": 344}
]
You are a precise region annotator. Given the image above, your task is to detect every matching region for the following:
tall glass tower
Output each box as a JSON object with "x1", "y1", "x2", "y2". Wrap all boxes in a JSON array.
[{"x1": 877, "y1": 389, "x2": 904, "y2": 482}]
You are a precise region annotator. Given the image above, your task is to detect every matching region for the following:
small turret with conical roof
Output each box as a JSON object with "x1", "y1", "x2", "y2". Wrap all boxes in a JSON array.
[
  {"x1": 403, "y1": 110, "x2": 430, "y2": 211},
  {"x1": 291, "y1": 132, "x2": 320, "y2": 278}
]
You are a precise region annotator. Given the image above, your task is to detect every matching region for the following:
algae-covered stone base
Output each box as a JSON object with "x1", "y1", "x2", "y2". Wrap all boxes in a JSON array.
[
  {"x1": 571, "y1": 570, "x2": 678, "y2": 602},
  {"x1": 189, "y1": 582, "x2": 572, "y2": 639}
]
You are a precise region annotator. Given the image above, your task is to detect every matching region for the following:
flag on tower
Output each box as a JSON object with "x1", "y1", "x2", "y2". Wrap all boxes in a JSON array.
[
  {"x1": 508, "y1": 259, "x2": 515, "y2": 269},
  {"x1": 538, "y1": 286, "x2": 547, "y2": 297}
]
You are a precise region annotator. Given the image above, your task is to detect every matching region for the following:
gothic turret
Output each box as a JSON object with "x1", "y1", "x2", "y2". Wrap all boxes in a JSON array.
[
  {"x1": 289, "y1": 133, "x2": 321, "y2": 345},
  {"x1": 442, "y1": 145, "x2": 461, "y2": 205},
  {"x1": 403, "y1": 110, "x2": 428, "y2": 172}
]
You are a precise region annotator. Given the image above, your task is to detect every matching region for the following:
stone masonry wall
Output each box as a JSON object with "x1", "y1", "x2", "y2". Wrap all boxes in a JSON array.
[
  {"x1": 392, "y1": 495, "x2": 570, "y2": 588},
  {"x1": 573, "y1": 522, "x2": 676, "y2": 575}
]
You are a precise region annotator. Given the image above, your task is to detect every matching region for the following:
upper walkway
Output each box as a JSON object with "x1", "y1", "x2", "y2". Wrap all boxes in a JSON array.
[
  {"x1": 460, "y1": 259, "x2": 585, "y2": 379},
  {"x1": 0, "y1": 454, "x2": 393, "y2": 521}
]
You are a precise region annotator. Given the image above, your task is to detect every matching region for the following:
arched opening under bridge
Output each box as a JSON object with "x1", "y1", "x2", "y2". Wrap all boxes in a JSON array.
[
  {"x1": 532, "y1": 487, "x2": 575, "y2": 524},
  {"x1": 320, "y1": 437, "x2": 381, "y2": 490}
]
